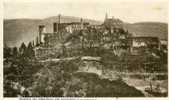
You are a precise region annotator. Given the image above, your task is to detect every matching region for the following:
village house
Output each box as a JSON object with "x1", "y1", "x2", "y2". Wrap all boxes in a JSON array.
[
  {"x1": 160, "y1": 39, "x2": 167, "y2": 53},
  {"x1": 130, "y1": 36, "x2": 160, "y2": 55}
]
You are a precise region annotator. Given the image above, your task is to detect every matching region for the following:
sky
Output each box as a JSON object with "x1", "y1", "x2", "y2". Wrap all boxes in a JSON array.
[{"x1": 3, "y1": 0, "x2": 168, "y2": 23}]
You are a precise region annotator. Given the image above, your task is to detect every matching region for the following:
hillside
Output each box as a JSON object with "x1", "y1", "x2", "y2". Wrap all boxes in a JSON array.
[
  {"x1": 3, "y1": 16, "x2": 168, "y2": 47},
  {"x1": 123, "y1": 22, "x2": 168, "y2": 39},
  {"x1": 4, "y1": 16, "x2": 102, "y2": 47},
  {"x1": 4, "y1": 19, "x2": 42, "y2": 47}
]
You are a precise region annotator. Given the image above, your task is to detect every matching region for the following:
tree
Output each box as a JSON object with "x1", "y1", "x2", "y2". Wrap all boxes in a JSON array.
[
  {"x1": 4, "y1": 44, "x2": 12, "y2": 58},
  {"x1": 26, "y1": 42, "x2": 35, "y2": 58},
  {"x1": 12, "y1": 47, "x2": 18, "y2": 57},
  {"x1": 19, "y1": 42, "x2": 26, "y2": 57}
]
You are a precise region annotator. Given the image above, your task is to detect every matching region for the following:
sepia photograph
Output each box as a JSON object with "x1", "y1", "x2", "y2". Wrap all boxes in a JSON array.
[{"x1": 3, "y1": 0, "x2": 168, "y2": 98}]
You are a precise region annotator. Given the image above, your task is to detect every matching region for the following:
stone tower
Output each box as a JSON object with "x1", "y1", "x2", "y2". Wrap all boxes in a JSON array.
[{"x1": 38, "y1": 25, "x2": 45, "y2": 43}]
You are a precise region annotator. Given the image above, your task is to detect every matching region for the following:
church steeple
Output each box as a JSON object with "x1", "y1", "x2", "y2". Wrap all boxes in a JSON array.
[{"x1": 104, "y1": 13, "x2": 108, "y2": 22}]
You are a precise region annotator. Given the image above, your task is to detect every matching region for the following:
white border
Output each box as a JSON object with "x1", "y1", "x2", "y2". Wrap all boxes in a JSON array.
[{"x1": 1, "y1": 0, "x2": 169, "y2": 100}]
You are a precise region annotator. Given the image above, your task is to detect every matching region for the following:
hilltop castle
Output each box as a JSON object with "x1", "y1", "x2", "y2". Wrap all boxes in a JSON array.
[{"x1": 34, "y1": 14, "x2": 161, "y2": 59}]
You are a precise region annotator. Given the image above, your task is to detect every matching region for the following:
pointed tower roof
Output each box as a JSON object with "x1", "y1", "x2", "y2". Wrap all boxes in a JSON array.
[{"x1": 104, "y1": 13, "x2": 108, "y2": 22}]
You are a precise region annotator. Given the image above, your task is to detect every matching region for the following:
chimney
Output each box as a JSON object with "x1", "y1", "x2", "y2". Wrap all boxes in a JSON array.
[
  {"x1": 53, "y1": 14, "x2": 61, "y2": 34},
  {"x1": 58, "y1": 14, "x2": 61, "y2": 24},
  {"x1": 80, "y1": 18, "x2": 83, "y2": 29}
]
